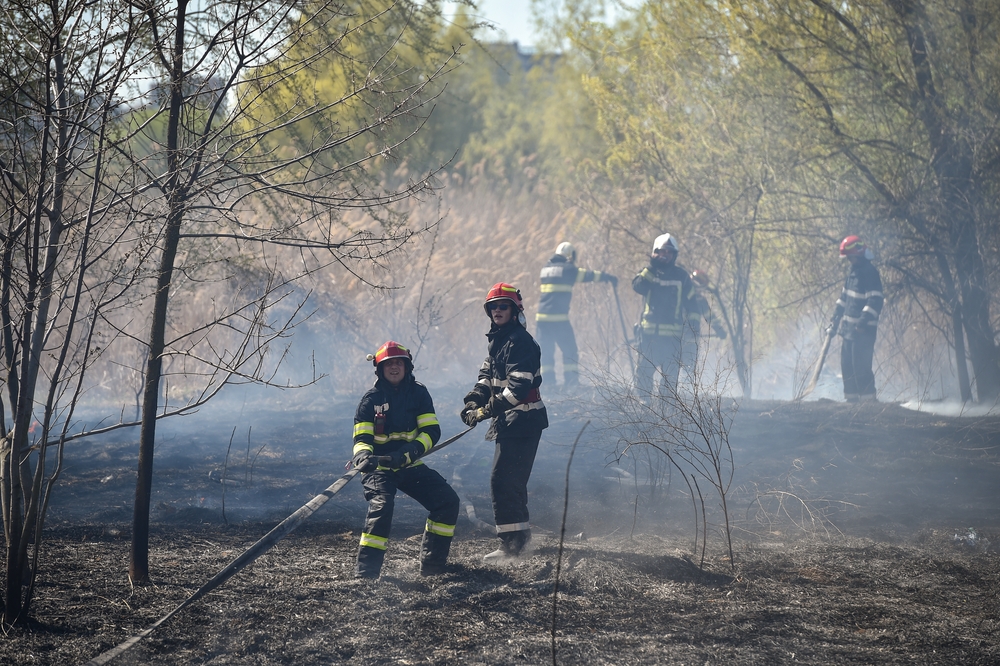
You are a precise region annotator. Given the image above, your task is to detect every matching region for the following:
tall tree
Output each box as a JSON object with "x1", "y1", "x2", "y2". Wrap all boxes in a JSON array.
[
  {"x1": 554, "y1": 0, "x2": 1000, "y2": 401},
  {"x1": 0, "y1": 0, "x2": 154, "y2": 624},
  {"x1": 725, "y1": 0, "x2": 1000, "y2": 401},
  {"x1": 126, "y1": 0, "x2": 459, "y2": 583}
]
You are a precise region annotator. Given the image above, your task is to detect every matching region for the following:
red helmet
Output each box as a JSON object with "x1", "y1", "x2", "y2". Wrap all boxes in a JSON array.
[
  {"x1": 483, "y1": 282, "x2": 523, "y2": 316},
  {"x1": 690, "y1": 269, "x2": 709, "y2": 288},
  {"x1": 367, "y1": 341, "x2": 413, "y2": 369},
  {"x1": 839, "y1": 235, "x2": 866, "y2": 258}
]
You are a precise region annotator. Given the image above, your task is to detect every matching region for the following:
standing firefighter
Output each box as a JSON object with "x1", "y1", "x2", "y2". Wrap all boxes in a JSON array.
[
  {"x1": 829, "y1": 236, "x2": 883, "y2": 402},
  {"x1": 461, "y1": 283, "x2": 548, "y2": 563},
  {"x1": 632, "y1": 233, "x2": 707, "y2": 401},
  {"x1": 351, "y1": 341, "x2": 459, "y2": 578},
  {"x1": 536, "y1": 242, "x2": 618, "y2": 389}
]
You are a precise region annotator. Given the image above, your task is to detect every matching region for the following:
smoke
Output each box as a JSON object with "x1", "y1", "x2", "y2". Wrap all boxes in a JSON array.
[
  {"x1": 750, "y1": 316, "x2": 833, "y2": 401},
  {"x1": 899, "y1": 400, "x2": 1000, "y2": 417}
]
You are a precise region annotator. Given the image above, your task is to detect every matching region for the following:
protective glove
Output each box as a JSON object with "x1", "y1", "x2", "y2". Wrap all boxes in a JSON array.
[
  {"x1": 385, "y1": 442, "x2": 424, "y2": 469},
  {"x1": 351, "y1": 450, "x2": 377, "y2": 473},
  {"x1": 461, "y1": 400, "x2": 486, "y2": 426},
  {"x1": 826, "y1": 319, "x2": 840, "y2": 337},
  {"x1": 461, "y1": 405, "x2": 486, "y2": 427},
  {"x1": 605, "y1": 274, "x2": 619, "y2": 288},
  {"x1": 712, "y1": 323, "x2": 727, "y2": 340}
]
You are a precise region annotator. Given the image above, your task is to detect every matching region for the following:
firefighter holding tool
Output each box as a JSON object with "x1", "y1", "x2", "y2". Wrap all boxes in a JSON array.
[
  {"x1": 828, "y1": 236, "x2": 883, "y2": 402},
  {"x1": 536, "y1": 241, "x2": 618, "y2": 389},
  {"x1": 631, "y1": 233, "x2": 707, "y2": 401}
]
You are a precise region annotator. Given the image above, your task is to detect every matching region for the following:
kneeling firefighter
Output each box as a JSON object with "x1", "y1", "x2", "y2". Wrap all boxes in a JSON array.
[{"x1": 351, "y1": 341, "x2": 459, "y2": 578}]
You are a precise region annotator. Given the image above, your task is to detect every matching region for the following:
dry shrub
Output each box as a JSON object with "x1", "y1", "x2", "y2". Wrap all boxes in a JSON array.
[{"x1": 303, "y1": 179, "x2": 643, "y2": 395}]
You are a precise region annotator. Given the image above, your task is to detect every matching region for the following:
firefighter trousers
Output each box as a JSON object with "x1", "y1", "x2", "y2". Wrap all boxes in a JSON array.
[
  {"x1": 356, "y1": 464, "x2": 459, "y2": 578},
  {"x1": 490, "y1": 430, "x2": 541, "y2": 554},
  {"x1": 841, "y1": 332, "x2": 877, "y2": 400},
  {"x1": 635, "y1": 333, "x2": 694, "y2": 402},
  {"x1": 537, "y1": 320, "x2": 579, "y2": 387}
]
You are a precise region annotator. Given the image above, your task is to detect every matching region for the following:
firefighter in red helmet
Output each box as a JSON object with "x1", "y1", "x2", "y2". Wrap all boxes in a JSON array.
[
  {"x1": 828, "y1": 236, "x2": 883, "y2": 402},
  {"x1": 461, "y1": 283, "x2": 548, "y2": 563},
  {"x1": 351, "y1": 341, "x2": 459, "y2": 578}
]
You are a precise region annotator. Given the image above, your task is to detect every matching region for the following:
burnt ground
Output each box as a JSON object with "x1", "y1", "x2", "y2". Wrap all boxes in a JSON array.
[{"x1": 4, "y1": 389, "x2": 1000, "y2": 665}]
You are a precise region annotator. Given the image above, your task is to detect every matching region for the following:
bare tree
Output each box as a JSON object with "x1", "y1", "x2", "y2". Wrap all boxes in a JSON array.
[
  {"x1": 729, "y1": 0, "x2": 1000, "y2": 402},
  {"x1": 122, "y1": 0, "x2": 460, "y2": 583},
  {"x1": 0, "y1": 0, "x2": 462, "y2": 622},
  {"x1": 0, "y1": 0, "x2": 158, "y2": 624}
]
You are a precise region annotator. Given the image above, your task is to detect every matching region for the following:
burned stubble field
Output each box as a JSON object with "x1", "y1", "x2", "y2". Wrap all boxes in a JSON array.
[{"x1": 4, "y1": 390, "x2": 1000, "y2": 665}]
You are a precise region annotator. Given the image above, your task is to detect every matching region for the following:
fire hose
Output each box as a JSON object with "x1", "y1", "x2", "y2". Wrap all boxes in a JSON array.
[{"x1": 83, "y1": 425, "x2": 474, "y2": 666}]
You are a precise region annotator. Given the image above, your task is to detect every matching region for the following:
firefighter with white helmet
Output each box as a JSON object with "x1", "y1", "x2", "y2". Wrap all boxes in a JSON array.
[
  {"x1": 351, "y1": 341, "x2": 459, "y2": 578},
  {"x1": 461, "y1": 283, "x2": 548, "y2": 563},
  {"x1": 631, "y1": 233, "x2": 707, "y2": 401},
  {"x1": 536, "y1": 242, "x2": 618, "y2": 389},
  {"x1": 828, "y1": 235, "x2": 883, "y2": 402}
]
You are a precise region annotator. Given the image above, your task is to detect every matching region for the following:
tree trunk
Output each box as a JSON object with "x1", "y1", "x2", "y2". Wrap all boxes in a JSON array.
[
  {"x1": 897, "y1": 0, "x2": 999, "y2": 402},
  {"x1": 953, "y1": 223, "x2": 1000, "y2": 402},
  {"x1": 130, "y1": 0, "x2": 189, "y2": 584},
  {"x1": 951, "y1": 305, "x2": 972, "y2": 403}
]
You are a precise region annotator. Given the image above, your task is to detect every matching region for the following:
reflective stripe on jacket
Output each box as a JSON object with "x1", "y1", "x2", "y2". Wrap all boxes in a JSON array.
[
  {"x1": 833, "y1": 259, "x2": 883, "y2": 334},
  {"x1": 353, "y1": 375, "x2": 440, "y2": 466},
  {"x1": 465, "y1": 320, "x2": 549, "y2": 440},
  {"x1": 631, "y1": 262, "x2": 705, "y2": 337},
  {"x1": 537, "y1": 255, "x2": 605, "y2": 321}
]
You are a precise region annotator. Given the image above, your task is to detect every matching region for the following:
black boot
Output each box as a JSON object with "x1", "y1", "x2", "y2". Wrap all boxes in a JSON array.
[
  {"x1": 419, "y1": 531, "x2": 453, "y2": 576},
  {"x1": 504, "y1": 529, "x2": 531, "y2": 556},
  {"x1": 483, "y1": 530, "x2": 531, "y2": 564},
  {"x1": 356, "y1": 546, "x2": 385, "y2": 579}
]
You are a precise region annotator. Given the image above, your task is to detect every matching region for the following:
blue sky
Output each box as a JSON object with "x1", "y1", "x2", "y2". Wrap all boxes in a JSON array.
[
  {"x1": 447, "y1": 1, "x2": 631, "y2": 49},
  {"x1": 451, "y1": 0, "x2": 540, "y2": 47}
]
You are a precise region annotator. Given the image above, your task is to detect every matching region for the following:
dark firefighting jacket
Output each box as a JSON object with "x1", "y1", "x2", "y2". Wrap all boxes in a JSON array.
[
  {"x1": 465, "y1": 319, "x2": 549, "y2": 440},
  {"x1": 690, "y1": 288, "x2": 724, "y2": 337},
  {"x1": 353, "y1": 374, "x2": 440, "y2": 468},
  {"x1": 632, "y1": 261, "x2": 706, "y2": 338},
  {"x1": 537, "y1": 255, "x2": 611, "y2": 322},
  {"x1": 833, "y1": 259, "x2": 883, "y2": 339}
]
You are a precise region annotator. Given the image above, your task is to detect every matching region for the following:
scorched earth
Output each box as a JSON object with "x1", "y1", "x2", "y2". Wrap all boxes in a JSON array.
[{"x1": 4, "y1": 389, "x2": 1000, "y2": 665}]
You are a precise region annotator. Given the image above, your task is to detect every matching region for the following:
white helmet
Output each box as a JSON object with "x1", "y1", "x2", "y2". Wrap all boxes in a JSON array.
[
  {"x1": 554, "y1": 241, "x2": 577, "y2": 262},
  {"x1": 652, "y1": 233, "x2": 679, "y2": 254}
]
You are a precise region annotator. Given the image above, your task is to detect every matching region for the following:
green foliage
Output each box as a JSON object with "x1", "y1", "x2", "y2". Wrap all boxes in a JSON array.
[
  {"x1": 562, "y1": 1, "x2": 999, "y2": 387},
  {"x1": 451, "y1": 41, "x2": 602, "y2": 191},
  {"x1": 234, "y1": 1, "x2": 606, "y2": 195},
  {"x1": 237, "y1": 0, "x2": 463, "y2": 186}
]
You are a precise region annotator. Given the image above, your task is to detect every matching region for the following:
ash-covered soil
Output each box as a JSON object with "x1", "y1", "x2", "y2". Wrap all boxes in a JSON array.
[{"x1": 4, "y1": 391, "x2": 1000, "y2": 665}]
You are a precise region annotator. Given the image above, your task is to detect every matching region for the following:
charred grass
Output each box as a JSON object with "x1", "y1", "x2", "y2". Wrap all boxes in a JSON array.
[{"x1": 4, "y1": 396, "x2": 1000, "y2": 664}]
